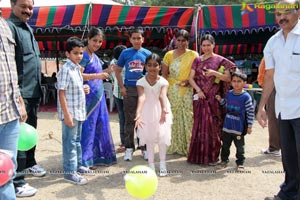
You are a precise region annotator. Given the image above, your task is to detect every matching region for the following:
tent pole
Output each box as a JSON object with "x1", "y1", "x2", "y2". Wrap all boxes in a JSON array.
[
  {"x1": 55, "y1": 31, "x2": 59, "y2": 72},
  {"x1": 194, "y1": 4, "x2": 202, "y2": 53}
]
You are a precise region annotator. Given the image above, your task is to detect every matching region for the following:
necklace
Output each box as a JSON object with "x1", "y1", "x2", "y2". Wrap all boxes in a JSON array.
[
  {"x1": 86, "y1": 46, "x2": 93, "y2": 56},
  {"x1": 146, "y1": 75, "x2": 159, "y2": 86},
  {"x1": 202, "y1": 53, "x2": 213, "y2": 61}
]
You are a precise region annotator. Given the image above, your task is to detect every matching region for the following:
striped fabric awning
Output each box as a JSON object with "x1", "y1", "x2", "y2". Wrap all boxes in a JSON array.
[
  {"x1": 1, "y1": 2, "x2": 279, "y2": 54},
  {"x1": 1, "y1": 4, "x2": 195, "y2": 32},
  {"x1": 198, "y1": 3, "x2": 279, "y2": 35},
  {"x1": 35, "y1": 29, "x2": 170, "y2": 51},
  {"x1": 214, "y1": 43, "x2": 265, "y2": 55}
]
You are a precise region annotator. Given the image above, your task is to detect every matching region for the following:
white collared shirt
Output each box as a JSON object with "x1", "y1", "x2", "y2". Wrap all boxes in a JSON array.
[{"x1": 264, "y1": 20, "x2": 300, "y2": 119}]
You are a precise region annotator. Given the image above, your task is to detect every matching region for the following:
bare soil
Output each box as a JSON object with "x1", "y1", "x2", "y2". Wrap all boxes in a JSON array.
[{"x1": 24, "y1": 112, "x2": 283, "y2": 200}]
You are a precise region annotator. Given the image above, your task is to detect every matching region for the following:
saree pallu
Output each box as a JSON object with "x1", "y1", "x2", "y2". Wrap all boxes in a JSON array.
[{"x1": 80, "y1": 53, "x2": 117, "y2": 167}]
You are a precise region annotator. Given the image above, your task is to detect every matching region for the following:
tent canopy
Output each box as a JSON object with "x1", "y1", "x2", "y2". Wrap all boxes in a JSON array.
[
  {"x1": 0, "y1": 0, "x2": 121, "y2": 7},
  {"x1": 197, "y1": 3, "x2": 278, "y2": 35},
  {"x1": 1, "y1": 2, "x2": 277, "y2": 35},
  {"x1": 1, "y1": 2, "x2": 278, "y2": 55},
  {"x1": 1, "y1": 2, "x2": 194, "y2": 33}
]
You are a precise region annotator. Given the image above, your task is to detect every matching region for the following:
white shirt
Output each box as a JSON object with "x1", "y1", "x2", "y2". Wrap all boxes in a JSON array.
[
  {"x1": 264, "y1": 20, "x2": 300, "y2": 119},
  {"x1": 110, "y1": 58, "x2": 125, "y2": 99}
]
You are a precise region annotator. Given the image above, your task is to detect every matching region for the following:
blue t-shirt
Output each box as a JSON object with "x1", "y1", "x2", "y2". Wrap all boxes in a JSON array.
[
  {"x1": 222, "y1": 90, "x2": 254, "y2": 135},
  {"x1": 117, "y1": 47, "x2": 151, "y2": 86}
]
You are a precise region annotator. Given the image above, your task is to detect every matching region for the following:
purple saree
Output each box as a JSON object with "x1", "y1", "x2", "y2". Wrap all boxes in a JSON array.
[
  {"x1": 80, "y1": 52, "x2": 117, "y2": 167},
  {"x1": 187, "y1": 55, "x2": 234, "y2": 165}
]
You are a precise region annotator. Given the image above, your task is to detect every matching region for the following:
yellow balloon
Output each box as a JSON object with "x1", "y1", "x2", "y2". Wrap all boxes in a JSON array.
[{"x1": 124, "y1": 165, "x2": 158, "y2": 199}]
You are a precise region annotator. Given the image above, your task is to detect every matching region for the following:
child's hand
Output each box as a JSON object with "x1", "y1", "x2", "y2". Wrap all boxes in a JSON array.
[
  {"x1": 120, "y1": 86, "x2": 127, "y2": 97},
  {"x1": 215, "y1": 95, "x2": 221, "y2": 102},
  {"x1": 83, "y1": 84, "x2": 90, "y2": 94},
  {"x1": 107, "y1": 64, "x2": 114, "y2": 73},
  {"x1": 159, "y1": 111, "x2": 167, "y2": 124},
  {"x1": 64, "y1": 113, "x2": 74, "y2": 127},
  {"x1": 101, "y1": 72, "x2": 110, "y2": 80},
  {"x1": 247, "y1": 127, "x2": 252, "y2": 134},
  {"x1": 134, "y1": 114, "x2": 144, "y2": 129}
]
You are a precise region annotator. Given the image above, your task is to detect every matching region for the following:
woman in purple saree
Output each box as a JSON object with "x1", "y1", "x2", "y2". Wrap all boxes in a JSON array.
[
  {"x1": 188, "y1": 34, "x2": 235, "y2": 165},
  {"x1": 80, "y1": 28, "x2": 117, "y2": 167}
]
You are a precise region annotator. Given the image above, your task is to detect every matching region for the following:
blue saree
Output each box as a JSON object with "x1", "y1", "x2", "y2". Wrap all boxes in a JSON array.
[{"x1": 80, "y1": 52, "x2": 117, "y2": 167}]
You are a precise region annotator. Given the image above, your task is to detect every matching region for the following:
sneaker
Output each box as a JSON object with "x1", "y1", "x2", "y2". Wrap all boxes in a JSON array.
[
  {"x1": 64, "y1": 173, "x2": 88, "y2": 185},
  {"x1": 124, "y1": 148, "x2": 133, "y2": 161},
  {"x1": 15, "y1": 183, "x2": 37, "y2": 197},
  {"x1": 264, "y1": 195, "x2": 281, "y2": 200},
  {"x1": 261, "y1": 149, "x2": 281, "y2": 157},
  {"x1": 159, "y1": 162, "x2": 167, "y2": 177},
  {"x1": 77, "y1": 166, "x2": 95, "y2": 176},
  {"x1": 27, "y1": 164, "x2": 47, "y2": 177},
  {"x1": 142, "y1": 150, "x2": 148, "y2": 160}
]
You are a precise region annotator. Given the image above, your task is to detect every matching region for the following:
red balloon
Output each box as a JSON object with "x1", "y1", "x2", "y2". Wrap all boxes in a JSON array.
[{"x1": 0, "y1": 151, "x2": 14, "y2": 187}]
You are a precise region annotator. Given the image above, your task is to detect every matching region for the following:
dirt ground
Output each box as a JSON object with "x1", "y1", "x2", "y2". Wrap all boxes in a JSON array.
[{"x1": 22, "y1": 112, "x2": 283, "y2": 200}]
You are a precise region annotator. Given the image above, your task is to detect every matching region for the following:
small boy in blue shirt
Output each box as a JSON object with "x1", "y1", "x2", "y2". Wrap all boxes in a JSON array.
[
  {"x1": 57, "y1": 37, "x2": 90, "y2": 185},
  {"x1": 216, "y1": 71, "x2": 254, "y2": 171}
]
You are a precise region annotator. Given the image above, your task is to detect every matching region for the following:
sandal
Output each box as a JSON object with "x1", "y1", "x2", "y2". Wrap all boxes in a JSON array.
[
  {"x1": 116, "y1": 145, "x2": 126, "y2": 153},
  {"x1": 216, "y1": 161, "x2": 228, "y2": 170},
  {"x1": 236, "y1": 165, "x2": 245, "y2": 172}
]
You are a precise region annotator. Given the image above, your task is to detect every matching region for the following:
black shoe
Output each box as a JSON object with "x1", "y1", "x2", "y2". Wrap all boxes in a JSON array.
[{"x1": 264, "y1": 195, "x2": 281, "y2": 200}]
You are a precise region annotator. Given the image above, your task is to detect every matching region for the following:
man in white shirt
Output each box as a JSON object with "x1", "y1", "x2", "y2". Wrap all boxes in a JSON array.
[{"x1": 257, "y1": 0, "x2": 300, "y2": 200}]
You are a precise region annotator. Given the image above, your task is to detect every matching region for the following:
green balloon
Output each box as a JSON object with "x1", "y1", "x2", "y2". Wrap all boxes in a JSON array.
[
  {"x1": 124, "y1": 165, "x2": 158, "y2": 199},
  {"x1": 18, "y1": 123, "x2": 38, "y2": 151}
]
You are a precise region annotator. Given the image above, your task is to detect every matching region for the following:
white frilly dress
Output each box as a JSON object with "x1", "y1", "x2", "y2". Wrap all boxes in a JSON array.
[{"x1": 136, "y1": 76, "x2": 172, "y2": 146}]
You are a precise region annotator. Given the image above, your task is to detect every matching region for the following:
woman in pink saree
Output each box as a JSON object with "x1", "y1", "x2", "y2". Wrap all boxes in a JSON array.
[{"x1": 188, "y1": 34, "x2": 235, "y2": 165}]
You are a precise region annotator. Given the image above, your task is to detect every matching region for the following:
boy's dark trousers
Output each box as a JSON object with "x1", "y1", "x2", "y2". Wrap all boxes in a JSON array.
[
  {"x1": 221, "y1": 131, "x2": 245, "y2": 166},
  {"x1": 123, "y1": 86, "x2": 146, "y2": 151}
]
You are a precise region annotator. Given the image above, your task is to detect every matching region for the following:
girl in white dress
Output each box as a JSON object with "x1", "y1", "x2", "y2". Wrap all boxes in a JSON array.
[{"x1": 135, "y1": 53, "x2": 172, "y2": 176}]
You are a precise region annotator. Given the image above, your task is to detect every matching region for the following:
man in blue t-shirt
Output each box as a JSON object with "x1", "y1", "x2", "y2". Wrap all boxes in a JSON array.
[{"x1": 114, "y1": 28, "x2": 151, "y2": 161}]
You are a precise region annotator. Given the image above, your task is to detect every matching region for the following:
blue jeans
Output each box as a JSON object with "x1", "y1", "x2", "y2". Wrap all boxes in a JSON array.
[
  {"x1": 14, "y1": 98, "x2": 40, "y2": 188},
  {"x1": 0, "y1": 119, "x2": 20, "y2": 200},
  {"x1": 62, "y1": 119, "x2": 83, "y2": 177},
  {"x1": 114, "y1": 96, "x2": 125, "y2": 145},
  {"x1": 277, "y1": 115, "x2": 300, "y2": 200}
]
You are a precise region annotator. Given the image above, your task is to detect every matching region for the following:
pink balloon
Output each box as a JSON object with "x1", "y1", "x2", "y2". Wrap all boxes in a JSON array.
[{"x1": 0, "y1": 151, "x2": 14, "y2": 187}]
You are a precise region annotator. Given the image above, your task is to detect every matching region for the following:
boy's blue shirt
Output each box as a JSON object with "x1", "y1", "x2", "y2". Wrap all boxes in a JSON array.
[
  {"x1": 117, "y1": 47, "x2": 151, "y2": 86},
  {"x1": 222, "y1": 90, "x2": 254, "y2": 135}
]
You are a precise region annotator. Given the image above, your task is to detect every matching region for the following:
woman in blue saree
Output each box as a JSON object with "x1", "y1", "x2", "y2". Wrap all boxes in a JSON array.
[{"x1": 80, "y1": 28, "x2": 117, "y2": 167}]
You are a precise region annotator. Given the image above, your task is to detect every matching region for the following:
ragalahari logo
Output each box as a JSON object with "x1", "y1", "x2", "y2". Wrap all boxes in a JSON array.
[
  {"x1": 241, "y1": 2, "x2": 299, "y2": 15},
  {"x1": 241, "y1": 2, "x2": 254, "y2": 15}
]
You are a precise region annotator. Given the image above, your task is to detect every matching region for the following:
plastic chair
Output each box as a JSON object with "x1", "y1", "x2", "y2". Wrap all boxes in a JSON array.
[
  {"x1": 103, "y1": 82, "x2": 114, "y2": 112},
  {"x1": 46, "y1": 83, "x2": 57, "y2": 103},
  {"x1": 41, "y1": 84, "x2": 48, "y2": 105}
]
